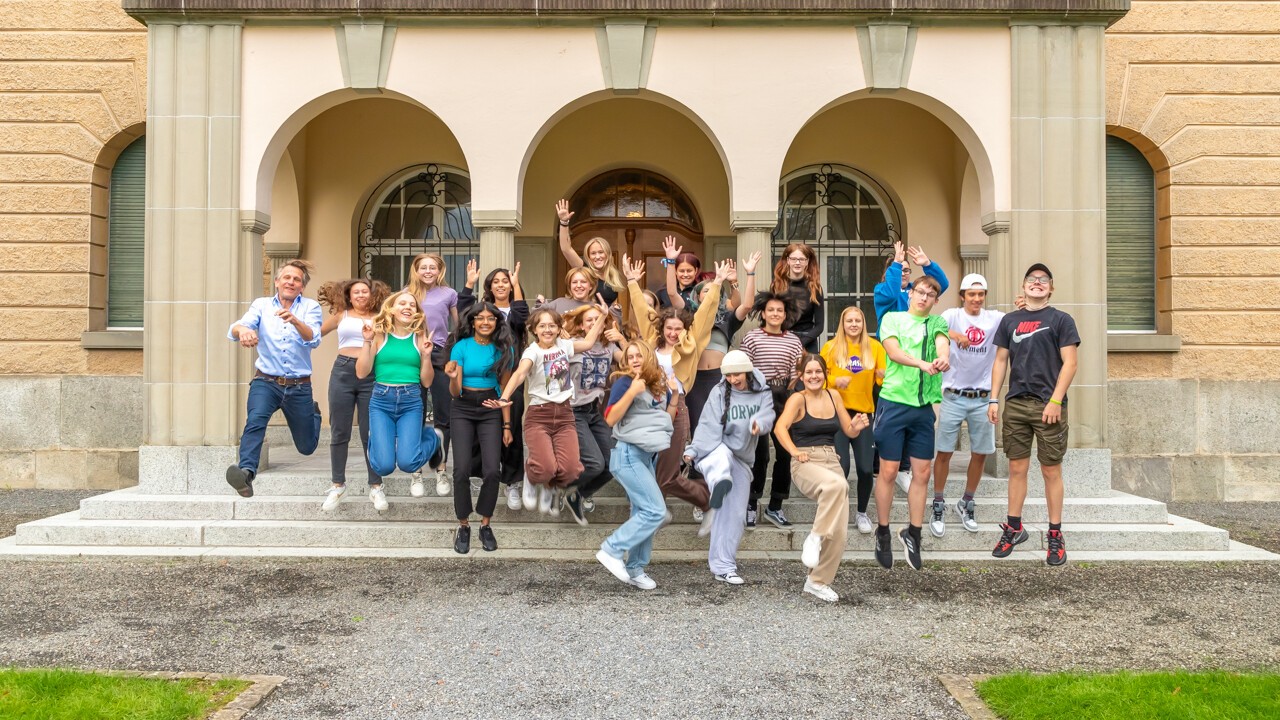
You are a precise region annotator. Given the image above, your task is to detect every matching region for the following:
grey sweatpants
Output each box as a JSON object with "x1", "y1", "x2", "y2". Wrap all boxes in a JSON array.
[{"x1": 696, "y1": 443, "x2": 754, "y2": 576}]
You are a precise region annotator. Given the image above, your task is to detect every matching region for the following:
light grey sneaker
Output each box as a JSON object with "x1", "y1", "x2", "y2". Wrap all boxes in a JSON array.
[
  {"x1": 435, "y1": 468, "x2": 451, "y2": 497},
  {"x1": 803, "y1": 578, "x2": 839, "y2": 603},
  {"x1": 506, "y1": 484, "x2": 522, "y2": 511},
  {"x1": 321, "y1": 484, "x2": 347, "y2": 512},
  {"x1": 954, "y1": 498, "x2": 980, "y2": 533},
  {"x1": 929, "y1": 499, "x2": 946, "y2": 538},
  {"x1": 628, "y1": 573, "x2": 657, "y2": 590},
  {"x1": 595, "y1": 548, "x2": 630, "y2": 583},
  {"x1": 895, "y1": 471, "x2": 911, "y2": 496},
  {"x1": 409, "y1": 472, "x2": 425, "y2": 498},
  {"x1": 855, "y1": 512, "x2": 874, "y2": 535},
  {"x1": 801, "y1": 532, "x2": 822, "y2": 569},
  {"x1": 692, "y1": 508, "x2": 704, "y2": 523},
  {"x1": 369, "y1": 485, "x2": 388, "y2": 512},
  {"x1": 697, "y1": 508, "x2": 716, "y2": 538}
]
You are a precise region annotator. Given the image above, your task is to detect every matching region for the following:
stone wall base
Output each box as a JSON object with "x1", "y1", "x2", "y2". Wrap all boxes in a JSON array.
[
  {"x1": 0, "y1": 449, "x2": 138, "y2": 490},
  {"x1": 987, "y1": 448, "x2": 1113, "y2": 497},
  {"x1": 139, "y1": 445, "x2": 240, "y2": 495}
]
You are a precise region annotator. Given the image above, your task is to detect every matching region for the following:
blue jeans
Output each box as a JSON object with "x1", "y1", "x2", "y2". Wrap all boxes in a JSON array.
[
  {"x1": 368, "y1": 384, "x2": 440, "y2": 478},
  {"x1": 602, "y1": 441, "x2": 667, "y2": 576},
  {"x1": 238, "y1": 378, "x2": 321, "y2": 474}
]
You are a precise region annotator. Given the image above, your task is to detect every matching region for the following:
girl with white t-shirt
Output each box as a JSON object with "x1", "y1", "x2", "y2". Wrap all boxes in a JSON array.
[{"x1": 489, "y1": 306, "x2": 606, "y2": 514}]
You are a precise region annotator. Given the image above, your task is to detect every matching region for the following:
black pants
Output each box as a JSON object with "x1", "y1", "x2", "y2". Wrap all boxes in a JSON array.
[
  {"x1": 500, "y1": 389, "x2": 525, "y2": 486},
  {"x1": 569, "y1": 401, "x2": 614, "y2": 497},
  {"x1": 686, "y1": 368, "x2": 721, "y2": 433},
  {"x1": 426, "y1": 343, "x2": 452, "y2": 464},
  {"x1": 750, "y1": 389, "x2": 792, "y2": 512},
  {"x1": 328, "y1": 356, "x2": 379, "y2": 485},
  {"x1": 836, "y1": 411, "x2": 876, "y2": 513},
  {"x1": 451, "y1": 389, "x2": 502, "y2": 520}
]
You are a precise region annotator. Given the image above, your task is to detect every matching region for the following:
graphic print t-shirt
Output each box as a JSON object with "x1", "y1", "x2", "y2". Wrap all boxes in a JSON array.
[
  {"x1": 941, "y1": 308, "x2": 1005, "y2": 391},
  {"x1": 992, "y1": 307, "x2": 1081, "y2": 403},
  {"x1": 570, "y1": 342, "x2": 618, "y2": 407},
  {"x1": 522, "y1": 338, "x2": 576, "y2": 405}
]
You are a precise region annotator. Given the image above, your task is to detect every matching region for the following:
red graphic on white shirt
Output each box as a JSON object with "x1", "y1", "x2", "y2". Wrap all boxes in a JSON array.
[{"x1": 965, "y1": 325, "x2": 986, "y2": 346}]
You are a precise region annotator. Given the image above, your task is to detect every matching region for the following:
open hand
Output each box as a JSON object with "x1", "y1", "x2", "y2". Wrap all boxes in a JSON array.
[
  {"x1": 483, "y1": 397, "x2": 513, "y2": 409},
  {"x1": 622, "y1": 254, "x2": 645, "y2": 283},
  {"x1": 907, "y1": 245, "x2": 931, "y2": 267},
  {"x1": 741, "y1": 251, "x2": 762, "y2": 275},
  {"x1": 1042, "y1": 402, "x2": 1062, "y2": 424},
  {"x1": 662, "y1": 236, "x2": 681, "y2": 261},
  {"x1": 714, "y1": 259, "x2": 732, "y2": 283},
  {"x1": 893, "y1": 241, "x2": 906, "y2": 264},
  {"x1": 465, "y1": 258, "x2": 479, "y2": 287},
  {"x1": 555, "y1": 199, "x2": 574, "y2": 225},
  {"x1": 510, "y1": 261, "x2": 521, "y2": 288}
]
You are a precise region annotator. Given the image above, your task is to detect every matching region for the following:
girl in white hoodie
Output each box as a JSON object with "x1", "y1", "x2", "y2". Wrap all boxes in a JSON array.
[{"x1": 682, "y1": 350, "x2": 776, "y2": 585}]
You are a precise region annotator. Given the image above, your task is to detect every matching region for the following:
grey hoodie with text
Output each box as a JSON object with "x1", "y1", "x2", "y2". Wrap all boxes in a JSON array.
[{"x1": 684, "y1": 368, "x2": 776, "y2": 465}]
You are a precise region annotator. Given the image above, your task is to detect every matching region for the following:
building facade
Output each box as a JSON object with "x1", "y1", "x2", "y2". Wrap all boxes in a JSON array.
[{"x1": 0, "y1": 1, "x2": 1274, "y2": 502}]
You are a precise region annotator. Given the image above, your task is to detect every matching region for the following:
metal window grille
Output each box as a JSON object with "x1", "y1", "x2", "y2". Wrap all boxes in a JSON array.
[{"x1": 359, "y1": 164, "x2": 477, "y2": 290}]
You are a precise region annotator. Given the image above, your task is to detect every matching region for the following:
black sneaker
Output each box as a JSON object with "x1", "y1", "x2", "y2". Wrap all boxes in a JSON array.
[
  {"x1": 479, "y1": 524, "x2": 497, "y2": 552},
  {"x1": 454, "y1": 525, "x2": 471, "y2": 555},
  {"x1": 1046, "y1": 529, "x2": 1066, "y2": 566},
  {"x1": 746, "y1": 505, "x2": 757, "y2": 529},
  {"x1": 763, "y1": 507, "x2": 792, "y2": 528},
  {"x1": 709, "y1": 480, "x2": 732, "y2": 510},
  {"x1": 564, "y1": 491, "x2": 589, "y2": 526},
  {"x1": 898, "y1": 528, "x2": 922, "y2": 570},
  {"x1": 992, "y1": 523, "x2": 1029, "y2": 558},
  {"x1": 874, "y1": 530, "x2": 894, "y2": 569},
  {"x1": 225, "y1": 465, "x2": 254, "y2": 498}
]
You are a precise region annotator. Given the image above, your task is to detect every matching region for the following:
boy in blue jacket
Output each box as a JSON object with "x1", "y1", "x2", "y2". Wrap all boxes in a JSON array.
[{"x1": 873, "y1": 241, "x2": 950, "y2": 329}]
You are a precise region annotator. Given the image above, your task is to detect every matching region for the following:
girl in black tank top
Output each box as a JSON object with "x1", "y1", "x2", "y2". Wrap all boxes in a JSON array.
[{"x1": 789, "y1": 390, "x2": 842, "y2": 448}]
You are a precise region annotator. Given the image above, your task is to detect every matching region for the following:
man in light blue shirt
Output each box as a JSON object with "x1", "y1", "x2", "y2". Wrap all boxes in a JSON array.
[{"x1": 225, "y1": 259, "x2": 324, "y2": 497}]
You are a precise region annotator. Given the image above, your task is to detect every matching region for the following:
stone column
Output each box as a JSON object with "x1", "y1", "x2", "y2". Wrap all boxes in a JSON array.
[
  {"x1": 139, "y1": 22, "x2": 250, "y2": 493},
  {"x1": 731, "y1": 211, "x2": 777, "y2": 335},
  {"x1": 981, "y1": 212, "x2": 1011, "y2": 309},
  {"x1": 473, "y1": 210, "x2": 520, "y2": 275},
  {"x1": 1007, "y1": 23, "x2": 1110, "y2": 485}
]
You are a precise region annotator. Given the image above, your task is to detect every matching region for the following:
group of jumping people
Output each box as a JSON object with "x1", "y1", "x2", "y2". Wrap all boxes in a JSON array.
[{"x1": 223, "y1": 200, "x2": 1079, "y2": 603}]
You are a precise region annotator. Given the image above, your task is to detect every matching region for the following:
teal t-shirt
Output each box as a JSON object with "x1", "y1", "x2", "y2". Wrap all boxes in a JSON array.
[
  {"x1": 449, "y1": 337, "x2": 500, "y2": 389},
  {"x1": 878, "y1": 311, "x2": 949, "y2": 407}
]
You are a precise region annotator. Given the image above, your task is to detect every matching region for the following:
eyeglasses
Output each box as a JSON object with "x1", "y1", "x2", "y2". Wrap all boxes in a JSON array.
[
  {"x1": 787, "y1": 256, "x2": 808, "y2": 263},
  {"x1": 911, "y1": 288, "x2": 938, "y2": 300},
  {"x1": 1024, "y1": 275, "x2": 1051, "y2": 286}
]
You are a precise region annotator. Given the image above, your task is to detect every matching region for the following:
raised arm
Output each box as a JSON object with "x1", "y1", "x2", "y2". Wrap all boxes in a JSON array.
[
  {"x1": 556, "y1": 200, "x2": 584, "y2": 268},
  {"x1": 623, "y1": 254, "x2": 657, "y2": 344},
  {"x1": 687, "y1": 261, "x2": 728, "y2": 345},
  {"x1": 510, "y1": 261, "x2": 525, "y2": 302},
  {"x1": 571, "y1": 298, "x2": 609, "y2": 354},
  {"x1": 662, "y1": 236, "x2": 685, "y2": 310},
  {"x1": 735, "y1": 251, "x2": 762, "y2": 321}
]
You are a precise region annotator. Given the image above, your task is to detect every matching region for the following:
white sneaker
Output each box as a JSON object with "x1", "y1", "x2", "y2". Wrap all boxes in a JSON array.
[
  {"x1": 321, "y1": 484, "x2": 347, "y2": 512},
  {"x1": 697, "y1": 508, "x2": 716, "y2": 538},
  {"x1": 895, "y1": 471, "x2": 911, "y2": 496},
  {"x1": 522, "y1": 481, "x2": 538, "y2": 511},
  {"x1": 660, "y1": 508, "x2": 674, "y2": 528},
  {"x1": 506, "y1": 484, "x2": 522, "y2": 511},
  {"x1": 628, "y1": 573, "x2": 657, "y2": 590},
  {"x1": 595, "y1": 548, "x2": 630, "y2": 583},
  {"x1": 929, "y1": 499, "x2": 947, "y2": 538},
  {"x1": 435, "y1": 468, "x2": 451, "y2": 497},
  {"x1": 803, "y1": 578, "x2": 839, "y2": 603},
  {"x1": 955, "y1": 498, "x2": 980, "y2": 533},
  {"x1": 692, "y1": 508, "x2": 704, "y2": 523},
  {"x1": 855, "y1": 512, "x2": 874, "y2": 535},
  {"x1": 548, "y1": 488, "x2": 562, "y2": 518},
  {"x1": 470, "y1": 477, "x2": 482, "y2": 494},
  {"x1": 538, "y1": 485, "x2": 553, "y2": 515},
  {"x1": 369, "y1": 485, "x2": 388, "y2": 512},
  {"x1": 409, "y1": 472, "x2": 425, "y2": 498},
  {"x1": 582, "y1": 495, "x2": 596, "y2": 513},
  {"x1": 714, "y1": 571, "x2": 745, "y2": 585},
  {"x1": 801, "y1": 532, "x2": 823, "y2": 569}
]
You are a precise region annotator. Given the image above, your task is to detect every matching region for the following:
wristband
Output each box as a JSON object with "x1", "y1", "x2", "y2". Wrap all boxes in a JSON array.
[
  {"x1": 559, "y1": 220, "x2": 570, "y2": 227},
  {"x1": 502, "y1": 423, "x2": 511, "y2": 428},
  {"x1": 1048, "y1": 398, "x2": 1063, "y2": 406},
  {"x1": 988, "y1": 400, "x2": 999, "y2": 405}
]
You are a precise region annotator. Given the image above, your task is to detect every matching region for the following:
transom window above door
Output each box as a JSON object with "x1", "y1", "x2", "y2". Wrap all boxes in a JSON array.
[{"x1": 359, "y1": 164, "x2": 476, "y2": 289}]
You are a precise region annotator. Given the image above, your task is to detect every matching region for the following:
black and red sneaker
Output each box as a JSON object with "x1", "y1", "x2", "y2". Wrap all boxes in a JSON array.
[
  {"x1": 991, "y1": 523, "x2": 1028, "y2": 558},
  {"x1": 1046, "y1": 529, "x2": 1067, "y2": 566}
]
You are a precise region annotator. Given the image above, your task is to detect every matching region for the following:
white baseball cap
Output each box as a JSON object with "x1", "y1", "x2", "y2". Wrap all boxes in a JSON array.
[{"x1": 959, "y1": 273, "x2": 988, "y2": 291}]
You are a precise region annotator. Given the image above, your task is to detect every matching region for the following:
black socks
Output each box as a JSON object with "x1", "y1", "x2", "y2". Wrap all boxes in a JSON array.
[
  {"x1": 1007, "y1": 515, "x2": 1022, "y2": 531},
  {"x1": 908, "y1": 525, "x2": 922, "y2": 542},
  {"x1": 1049, "y1": 522, "x2": 1062, "y2": 532},
  {"x1": 876, "y1": 524, "x2": 891, "y2": 538}
]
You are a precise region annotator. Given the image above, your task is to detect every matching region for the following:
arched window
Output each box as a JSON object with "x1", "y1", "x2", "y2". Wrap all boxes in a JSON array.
[
  {"x1": 1105, "y1": 136, "x2": 1157, "y2": 332},
  {"x1": 107, "y1": 136, "x2": 145, "y2": 328},
  {"x1": 568, "y1": 169, "x2": 701, "y2": 233},
  {"x1": 774, "y1": 164, "x2": 900, "y2": 336},
  {"x1": 359, "y1": 164, "x2": 475, "y2": 289}
]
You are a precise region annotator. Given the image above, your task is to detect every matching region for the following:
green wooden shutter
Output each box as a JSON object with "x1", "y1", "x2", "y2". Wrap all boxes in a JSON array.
[
  {"x1": 1105, "y1": 136, "x2": 1156, "y2": 331},
  {"x1": 107, "y1": 136, "x2": 145, "y2": 328}
]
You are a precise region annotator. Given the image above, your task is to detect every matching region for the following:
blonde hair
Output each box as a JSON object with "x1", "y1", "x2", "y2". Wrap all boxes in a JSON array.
[
  {"x1": 373, "y1": 290, "x2": 427, "y2": 337},
  {"x1": 563, "y1": 266, "x2": 598, "y2": 300},
  {"x1": 582, "y1": 237, "x2": 625, "y2": 293},
  {"x1": 562, "y1": 304, "x2": 618, "y2": 340},
  {"x1": 407, "y1": 253, "x2": 447, "y2": 302},
  {"x1": 610, "y1": 340, "x2": 667, "y2": 399},
  {"x1": 830, "y1": 305, "x2": 874, "y2": 376}
]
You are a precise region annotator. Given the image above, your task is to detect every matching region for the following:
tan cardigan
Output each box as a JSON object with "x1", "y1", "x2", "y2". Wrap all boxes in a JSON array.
[{"x1": 628, "y1": 279, "x2": 722, "y2": 391}]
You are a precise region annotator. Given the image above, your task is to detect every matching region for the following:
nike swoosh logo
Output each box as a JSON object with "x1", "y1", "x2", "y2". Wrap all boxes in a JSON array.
[{"x1": 1011, "y1": 327, "x2": 1051, "y2": 343}]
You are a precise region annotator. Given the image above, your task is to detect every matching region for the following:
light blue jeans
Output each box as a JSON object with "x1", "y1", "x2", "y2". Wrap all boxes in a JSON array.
[
  {"x1": 368, "y1": 383, "x2": 439, "y2": 478},
  {"x1": 602, "y1": 441, "x2": 667, "y2": 577}
]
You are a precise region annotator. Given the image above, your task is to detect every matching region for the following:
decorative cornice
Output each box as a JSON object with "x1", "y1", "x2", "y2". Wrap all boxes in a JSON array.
[
  {"x1": 240, "y1": 210, "x2": 271, "y2": 235},
  {"x1": 981, "y1": 211, "x2": 1011, "y2": 237}
]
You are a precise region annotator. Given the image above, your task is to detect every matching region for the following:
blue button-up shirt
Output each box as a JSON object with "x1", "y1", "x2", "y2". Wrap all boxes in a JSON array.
[{"x1": 228, "y1": 294, "x2": 324, "y2": 378}]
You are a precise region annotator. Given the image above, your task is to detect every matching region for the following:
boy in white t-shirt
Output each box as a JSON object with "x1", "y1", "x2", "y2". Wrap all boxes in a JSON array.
[{"x1": 929, "y1": 274, "x2": 1004, "y2": 538}]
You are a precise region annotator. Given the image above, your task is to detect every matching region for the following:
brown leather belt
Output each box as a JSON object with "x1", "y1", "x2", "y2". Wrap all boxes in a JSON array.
[{"x1": 255, "y1": 371, "x2": 311, "y2": 386}]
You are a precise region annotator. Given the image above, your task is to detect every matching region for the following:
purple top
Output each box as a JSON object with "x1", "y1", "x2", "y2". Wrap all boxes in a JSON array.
[{"x1": 418, "y1": 285, "x2": 458, "y2": 347}]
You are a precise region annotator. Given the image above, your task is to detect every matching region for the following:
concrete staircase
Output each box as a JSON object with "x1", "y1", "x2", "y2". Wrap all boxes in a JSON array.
[{"x1": 2, "y1": 447, "x2": 1274, "y2": 563}]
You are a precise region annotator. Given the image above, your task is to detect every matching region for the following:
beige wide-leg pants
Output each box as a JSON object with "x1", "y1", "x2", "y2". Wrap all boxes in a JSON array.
[{"x1": 791, "y1": 446, "x2": 849, "y2": 585}]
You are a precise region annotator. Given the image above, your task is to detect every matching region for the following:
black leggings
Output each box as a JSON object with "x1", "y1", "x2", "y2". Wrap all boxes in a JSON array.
[
  {"x1": 426, "y1": 343, "x2": 452, "y2": 464},
  {"x1": 451, "y1": 389, "x2": 502, "y2": 520},
  {"x1": 570, "y1": 401, "x2": 614, "y2": 498},
  {"x1": 750, "y1": 389, "x2": 791, "y2": 512},
  {"x1": 836, "y1": 410, "x2": 875, "y2": 513}
]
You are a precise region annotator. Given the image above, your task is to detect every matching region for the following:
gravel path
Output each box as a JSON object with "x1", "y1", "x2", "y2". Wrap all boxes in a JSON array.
[
  {"x1": 0, "y1": 489, "x2": 96, "y2": 539},
  {"x1": 1169, "y1": 501, "x2": 1280, "y2": 554},
  {"x1": 0, "y1": 559, "x2": 1277, "y2": 719}
]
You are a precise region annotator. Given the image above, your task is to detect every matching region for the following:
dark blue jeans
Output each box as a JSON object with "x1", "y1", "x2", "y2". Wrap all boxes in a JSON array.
[{"x1": 238, "y1": 377, "x2": 321, "y2": 474}]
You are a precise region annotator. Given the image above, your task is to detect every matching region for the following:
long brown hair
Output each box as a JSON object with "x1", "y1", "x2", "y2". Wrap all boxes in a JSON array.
[
  {"x1": 610, "y1": 340, "x2": 667, "y2": 399},
  {"x1": 372, "y1": 290, "x2": 427, "y2": 336},
  {"x1": 771, "y1": 242, "x2": 822, "y2": 303},
  {"x1": 318, "y1": 278, "x2": 390, "y2": 315},
  {"x1": 562, "y1": 304, "x2": 618, "y2": 341}
]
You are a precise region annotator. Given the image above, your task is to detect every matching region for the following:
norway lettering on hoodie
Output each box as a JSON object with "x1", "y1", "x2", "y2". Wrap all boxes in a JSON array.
[{"x1": 685, "y1": 368, "x2": 777, "y2": 465}]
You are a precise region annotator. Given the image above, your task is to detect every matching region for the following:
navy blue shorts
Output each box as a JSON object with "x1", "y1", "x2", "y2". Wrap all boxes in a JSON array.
[{"x1": 873, "y1": 398, "x2": 936, "y2": 463}]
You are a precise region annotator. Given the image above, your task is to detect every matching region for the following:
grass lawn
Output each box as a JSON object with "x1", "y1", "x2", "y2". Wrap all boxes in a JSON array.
[
  {"x1": 976, "y1": 670, "x2": 1280, "y2": 720},
  {"x1": 0, "y1": 668, "x2": 249, "y2": 720}
]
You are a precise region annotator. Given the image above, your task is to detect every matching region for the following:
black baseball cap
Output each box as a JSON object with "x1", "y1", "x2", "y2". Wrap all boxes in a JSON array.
[{"x1": 1025, "y1": 263, "x2": 1053, "y2": 280}]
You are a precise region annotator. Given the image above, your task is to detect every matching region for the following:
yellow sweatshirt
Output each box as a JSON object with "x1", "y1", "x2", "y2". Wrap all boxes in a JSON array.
[{"x1": 628, "y1": 279, "x2": 723, "y2": 391}]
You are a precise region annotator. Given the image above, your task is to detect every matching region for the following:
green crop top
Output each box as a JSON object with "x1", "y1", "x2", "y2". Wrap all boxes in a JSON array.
[{"x1": 374, "y1": 333, "x2": 422, "y2": 385}]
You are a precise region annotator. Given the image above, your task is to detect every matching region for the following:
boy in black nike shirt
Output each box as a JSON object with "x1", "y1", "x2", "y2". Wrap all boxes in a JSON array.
[{"x1": 988, "y1": 263, "x2": 1080, "y2": 566}]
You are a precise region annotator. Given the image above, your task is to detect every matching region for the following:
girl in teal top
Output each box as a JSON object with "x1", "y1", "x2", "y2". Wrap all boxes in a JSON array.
[{"x1": 356, "y1": 291, "x2": 442, "y2": 514}]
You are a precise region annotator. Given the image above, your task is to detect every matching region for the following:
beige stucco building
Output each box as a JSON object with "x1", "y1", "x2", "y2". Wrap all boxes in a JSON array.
[{"x1": 0, "y1": 0, "x2": 1276, "y2": 503}]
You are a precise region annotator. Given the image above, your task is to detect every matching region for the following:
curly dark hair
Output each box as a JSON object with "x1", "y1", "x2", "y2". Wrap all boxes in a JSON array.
[
  {"x1": 457, "y1": 302, "x2": 516, "y2": 377},
  {"x1": 317, "y1": 278, "x2": 391, "y2": 315},
  {"x1": 749, "y1": 291, "x2": 799, "y2": 331}
]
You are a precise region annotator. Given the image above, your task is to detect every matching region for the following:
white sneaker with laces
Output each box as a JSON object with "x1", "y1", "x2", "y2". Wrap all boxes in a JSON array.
[
  {"x1": 955, "y1": 498, "x2": 980, "y2": 533},
  {"x1": 595, "y1": 548, "x2": 630, "y2": 583},
  {"x1": 506, "y1": 484, "x2": 522, "y2": 511},
  {"x1": 409, "y1": 472, "x2": 425, "y2": 498},
  {"x1": 628, "y1": 573, "x2": 657, "y2": 590},
  {"x1": 714, "y1": 571, "x2": 745, "y2": 585},
  {"x1": 692, "y1": 508, "x2": 704, "y2": 523},
  {"x1": 856, "y1": 512, "x2": 874, "y2": 535},
  {"x1": 321, "y1": 484, "x2": 347, "y2": 512},
  {"x1": 435, "y1": 468, "x2": 451, "y2": 497},
  {"x1": 369, "y1": 485, "x2": 388, "y2": 512},
  {"x1": 929, "y1": 498, "x2": 947, "y2": 538},
  {"x1": 521, "y1": 481, "x2": 538, "y2": 511},
  {"x1": 803, "y1": 578, "x2": 839, "y2": 603},
  {"x1": 697, "y1": 508, "x2": 716, "y2": 538},
  {"x1": 538, "y1": 485, "x2": 553, "y2": 515},
  {"x1": 801, "y1": 532, "x2": 823, "y2": 569},
  {"x1": 895, "y1": 471, "x2": 911, "y2": 496}
]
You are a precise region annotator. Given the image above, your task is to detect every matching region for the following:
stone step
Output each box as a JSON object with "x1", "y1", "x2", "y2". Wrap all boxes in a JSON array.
[
  {"x1": 79, "y1": 489, "x2": 1170, "y2": 525},
  {"x1": 15, "y1": 511, "x2": 1231, "y2": 553}
]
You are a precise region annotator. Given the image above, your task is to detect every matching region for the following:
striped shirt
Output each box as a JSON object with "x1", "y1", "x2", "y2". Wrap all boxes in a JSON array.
[{"x1": 740, "y1": 328, "x2": 804, "y2": 386}]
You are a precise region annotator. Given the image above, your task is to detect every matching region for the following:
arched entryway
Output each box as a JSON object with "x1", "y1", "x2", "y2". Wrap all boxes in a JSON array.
[
  {"x1": 561, "y1": 168, "x2": 703, "y2": 295},
  {"x1": 358, "y1": 164, "x2": 475, "y2": 290}
]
